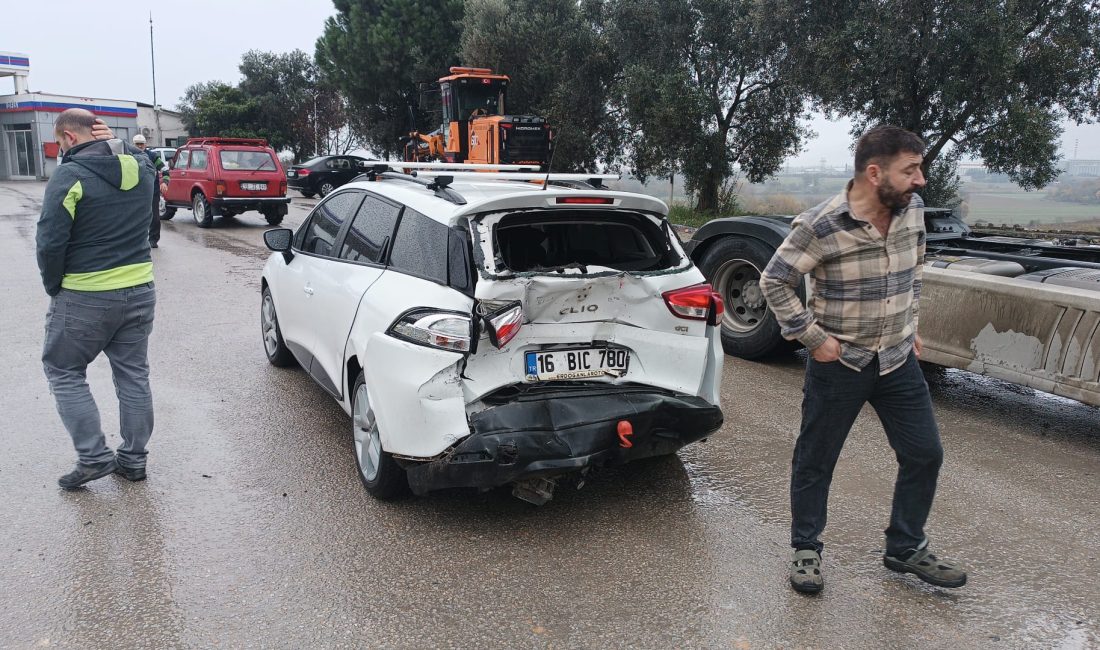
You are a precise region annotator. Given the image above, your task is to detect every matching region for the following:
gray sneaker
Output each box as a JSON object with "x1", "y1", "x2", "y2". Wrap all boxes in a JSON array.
[
  {"x1": 884, "y1": 545, "x2": 967, "y2": 588},
  {"x1": 790, "y1": 549, "x2": 824, "y2": 593}
]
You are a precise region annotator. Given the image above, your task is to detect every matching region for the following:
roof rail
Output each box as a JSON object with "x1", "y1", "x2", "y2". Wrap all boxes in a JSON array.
[
  {"x1": 184, "y1": 137, "x2": 268, "y2": 147},
  {"x1": 356, "y1": 161, "x2": 540, "y2": 172},
  {"x1": 413, "y1": 171, "x2": 620, "y2": 185},
  {"x1": 376, "y1": 171, "x2": 467, "y2": 205}
]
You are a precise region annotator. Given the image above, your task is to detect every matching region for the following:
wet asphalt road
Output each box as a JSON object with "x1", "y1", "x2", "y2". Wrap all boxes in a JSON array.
[{"x1": 1, "y1": 181, "x2": 1098, "y2": 649}]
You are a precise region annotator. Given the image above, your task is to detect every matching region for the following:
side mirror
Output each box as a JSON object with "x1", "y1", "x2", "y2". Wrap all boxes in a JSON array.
[
  {"x1": 264, "y1": 228, "x2": 295, "y2": 263},
  {"x1": 264, "y1": 228, "x2": 293, "y2": 251}
]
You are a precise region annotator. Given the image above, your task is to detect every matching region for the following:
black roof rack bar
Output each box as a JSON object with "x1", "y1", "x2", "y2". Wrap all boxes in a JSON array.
[{"x1": 377, "y1": 171, "x2": 467, "y2": 205}]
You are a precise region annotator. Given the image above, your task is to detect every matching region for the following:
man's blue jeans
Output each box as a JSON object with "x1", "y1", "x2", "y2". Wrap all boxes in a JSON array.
[
  {"x1": 791, "y1": 352, "x2": 943, "y2": 556},
  {"x1": 42, "y1": 284, "x2": 156, "y2": 469}
]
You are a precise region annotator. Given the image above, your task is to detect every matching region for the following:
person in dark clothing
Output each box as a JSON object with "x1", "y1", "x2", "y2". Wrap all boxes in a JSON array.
[
  {"x1": 37, "y1": 108, "x2": 158, "y2": 489},
  {"x1": 132, "y1": 134, "x2": 169, "y2": 248}
]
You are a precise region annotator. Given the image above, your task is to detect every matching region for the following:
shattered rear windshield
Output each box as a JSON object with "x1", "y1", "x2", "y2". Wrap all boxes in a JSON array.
[{"x1": 494, "y1": 210, "x2": 677, "y2": 273}]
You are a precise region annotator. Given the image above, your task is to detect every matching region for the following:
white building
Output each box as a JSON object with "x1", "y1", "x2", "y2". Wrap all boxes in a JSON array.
[{"x1": 0, "y1": 49, "x2": 190, "y2": 180}]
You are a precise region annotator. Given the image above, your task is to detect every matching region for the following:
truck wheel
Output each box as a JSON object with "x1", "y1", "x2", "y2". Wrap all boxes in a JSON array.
[
  {"x1": 351, "y1": 371, "x2": 408, "y2": 500},
  {"x1": 698, "y1": 236, "x2": 797, "y2": 359},
  {"x1": 192, "y1": 192, "x2": 213, "y2": 228}
]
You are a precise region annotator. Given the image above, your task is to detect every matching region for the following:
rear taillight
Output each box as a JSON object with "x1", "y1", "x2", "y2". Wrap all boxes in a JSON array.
[
  {"x1": 298, "y1": 168, "x2": 310, "y2": 176},
  {"x1": 480, "y1": 301, "x2": 523, "y2": 348},
  {"x1": 663, "y1": 284, "x2": 724, "y2": 326},
  {"x1": 279, "y1": 180, "x2": 287, "y2": 194},
  {"x1": 215, "y1": 181, "x2": 226, "y2": 196},
  {"x1": 389, "y1": 309, "x2": 471, "y2": 352}
]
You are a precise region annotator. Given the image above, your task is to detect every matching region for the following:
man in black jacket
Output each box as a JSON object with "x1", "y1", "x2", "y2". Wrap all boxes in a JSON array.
[
  {"x1": 37, "y1": 108, "x2": 158, "y2": 489},
  {"x1": 132, "y1": 133, "x2": 169, "y2": 248}
]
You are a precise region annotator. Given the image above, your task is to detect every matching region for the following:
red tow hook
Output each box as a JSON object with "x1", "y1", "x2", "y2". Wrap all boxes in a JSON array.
[{"x1": 617, "y1": 420, "x2": 634, "y2": 448}]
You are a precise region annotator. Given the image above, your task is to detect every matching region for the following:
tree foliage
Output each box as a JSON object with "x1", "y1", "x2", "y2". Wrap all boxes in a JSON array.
[
  {"x1": 459, "y1": 0, "x2": 620, "y2": 171},
  {"x1": 771, "y1": 0, "x2": 1100, "y2": 203},
  {"x1": 316, "y1": 0, "x2": 464, "y2": 159},
  {"x1": 178, "y1": 50, "x2": 347, "y2": 160},
  {"x1": 600, "y1": 0, "x2": 810, "y2": 212}
]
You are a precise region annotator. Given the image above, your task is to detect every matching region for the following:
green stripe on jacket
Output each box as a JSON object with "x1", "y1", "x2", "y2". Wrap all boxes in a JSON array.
[
  {"x1": 62, "y1": 180, "x2": 83, "y2": 219},
  {"x1": 62, "y1": 261, "x2": 154, "y2": 292},
  {"x1": 118, "y1": 154, "x2": 140, "y2": 191}
]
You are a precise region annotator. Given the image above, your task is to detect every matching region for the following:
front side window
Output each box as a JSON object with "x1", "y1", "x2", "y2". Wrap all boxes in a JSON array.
[
  {"x1": 219, "y1": 149, "x2": 276, "y2": 171},
  {"x1": 298, "y1": 190, "x2": 364, "y2": 258},
  {"x1": 174, "y1": 150, "x2": 190, "y2": 169},
  {"x1": 339, "y1": 195, "x2": 401, "y2": 264}
]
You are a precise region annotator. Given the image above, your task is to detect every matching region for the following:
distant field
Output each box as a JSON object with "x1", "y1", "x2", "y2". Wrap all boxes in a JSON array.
[{"x1": 964, "y1": 190, "x2": 1100, "y2": 226}]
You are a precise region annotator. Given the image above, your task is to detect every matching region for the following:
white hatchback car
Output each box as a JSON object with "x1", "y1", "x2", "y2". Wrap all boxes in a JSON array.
[{"x1": 260, "y1": 166, "x2": 725, "y2": 503}]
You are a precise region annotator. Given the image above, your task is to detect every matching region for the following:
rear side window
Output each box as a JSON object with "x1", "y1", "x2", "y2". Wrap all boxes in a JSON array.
[
  {"x1": 298, "y1": 190, "x2": 364, "y2": 258},
  {"x1": 495, "y1": 210, "x2": 675, "y2": 273},
  {"x1": 174, "y1": 150, "x2": 190, "y2": 169},
  {"x1": 190, "y1": 149, "x2": 208, "y2": 170},
  {"x1": 340, "y1": 195, "x2": 400, "y2": 264},
  {"x1": 389, "y1": 209, "x2": 449, "y2": 284},
  {"x1": 388, "y1": 208, "x2": 473, "y2": 292}
]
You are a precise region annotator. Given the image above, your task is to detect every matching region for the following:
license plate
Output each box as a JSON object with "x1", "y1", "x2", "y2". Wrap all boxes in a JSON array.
[
  {"x1": 524, "y1": 347, "x2": 629, "y2": 381},
  {"x1": 241, "y1": 182, "x2": 267, "y2": 191},
  {"x1": 287, "y1": 171, "x2": 295, "y2": 177}
]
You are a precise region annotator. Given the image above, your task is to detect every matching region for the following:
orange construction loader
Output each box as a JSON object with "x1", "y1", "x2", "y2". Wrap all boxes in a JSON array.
[{"x1": 404, "y1": 67, "x2": 551, "y2": 168}]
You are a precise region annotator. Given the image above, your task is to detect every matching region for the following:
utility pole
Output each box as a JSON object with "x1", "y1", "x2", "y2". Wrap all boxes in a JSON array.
[{"x1": 149, "y1": 13, "x2": 163, "y2": 145}]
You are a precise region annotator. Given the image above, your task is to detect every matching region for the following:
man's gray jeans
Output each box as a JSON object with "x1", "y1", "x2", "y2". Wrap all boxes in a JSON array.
[{"x1": 42, "y1": 284, "x2": 156, "y2": 468}]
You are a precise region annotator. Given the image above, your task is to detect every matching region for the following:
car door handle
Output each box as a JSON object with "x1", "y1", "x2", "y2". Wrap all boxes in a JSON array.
[{"x1": 303, "y1": 285, "x2": 314, "y2": 296}]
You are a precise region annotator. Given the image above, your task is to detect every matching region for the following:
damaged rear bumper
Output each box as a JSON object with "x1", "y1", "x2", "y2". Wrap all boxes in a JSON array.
[{"x1": 403, "y1": 384, "x2": 723, "y2": 495}]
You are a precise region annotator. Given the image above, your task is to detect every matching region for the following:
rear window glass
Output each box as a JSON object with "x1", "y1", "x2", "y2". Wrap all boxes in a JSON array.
[
  {"x1": 340, "y1": 196, "x2": 400, "y2": 264},
  {"x1": 220, "y1": 150, "x2": 276, "y2": 171},
  {"x1": 494, "y1": 210, "x2": 675, "y2": 273}
]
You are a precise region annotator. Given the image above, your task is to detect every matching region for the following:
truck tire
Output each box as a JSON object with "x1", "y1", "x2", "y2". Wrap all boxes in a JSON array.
[
  {"x1": 192, "y1": 192, "x2": 213, "y2": 228},
  {"x1": 697, "y1": 236, "x2": 797, "y2": 359}
]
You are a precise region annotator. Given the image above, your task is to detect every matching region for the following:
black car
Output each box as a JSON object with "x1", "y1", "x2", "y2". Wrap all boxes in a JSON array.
[{"x1": 286, "y1": 155, "x2": 368, "y2": 198}]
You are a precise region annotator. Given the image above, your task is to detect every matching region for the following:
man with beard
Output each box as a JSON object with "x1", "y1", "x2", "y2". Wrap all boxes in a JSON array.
[{"x1": 759, "y1": 125, "x2": 966, "y2": 593}]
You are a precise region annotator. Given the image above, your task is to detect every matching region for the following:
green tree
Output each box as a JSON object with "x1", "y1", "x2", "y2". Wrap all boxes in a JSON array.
[
  {"x1": 177, "y1": 50, "x2": 343, "y2": 160},
  {"x1": 238, "y1": 50, "x2": 319, "y2": 159},
  {"x1": 772, "y1": 0, "x2": 1100, "y2": 204},
  {"x1": 178, "y1": 81, "x2": 260, "y2": 139},
  {"x1": 316, "y1": 0, "x2": 464, "y2": 159},
  {"x1": 602, "y1": 0, "x2": 810, "y2": 212},
  {"x1": 460, "y1": 0, "x2": 621, "y2": 171}
]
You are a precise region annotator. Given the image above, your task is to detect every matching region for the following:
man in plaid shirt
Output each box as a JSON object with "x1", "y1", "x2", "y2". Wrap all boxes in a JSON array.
[{"x1": 760, "y1": 125, "x2": 966, "y2": 593}]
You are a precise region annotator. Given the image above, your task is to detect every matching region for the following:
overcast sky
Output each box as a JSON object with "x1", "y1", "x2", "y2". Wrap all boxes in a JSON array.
[{"x1": 4, "y1": 0, "x2": 1099, "y2": 166}]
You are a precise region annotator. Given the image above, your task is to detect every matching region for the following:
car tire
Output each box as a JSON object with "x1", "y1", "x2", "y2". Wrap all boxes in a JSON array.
[
  {"x1": 260, "y1": 287, "x2": 295, "y2": 367},
  {"x1": 192, "y1": 192, "x2": 213, "y2": 228},
  {"x1": 160, "y1": 205, "x2": 176, "y2": 221},
  {"x1": 264, "y1": 211, "x2": 284, "y2": 226},
  {"x1": 697, "y1": 236, "x2": 799, "y2": 359},
  {"x1": 319, "y1": 182, "x2": 335, "y2": 197},
  {"x1": 299, "y1": 190, "x2": 315, "y2": 199},
  {"x1": 351, "y1": 371, "x2": 408, "y2": 500}
]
